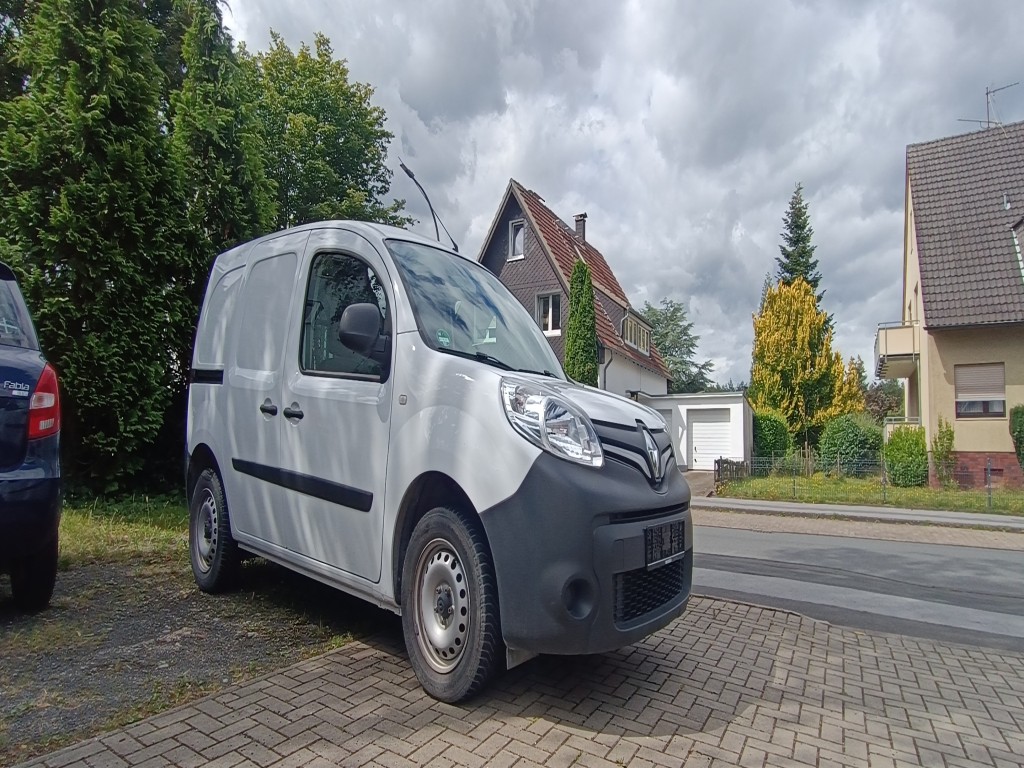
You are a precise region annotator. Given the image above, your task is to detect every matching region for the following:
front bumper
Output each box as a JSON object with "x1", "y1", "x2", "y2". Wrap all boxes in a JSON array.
[{"x1": 479, "y1": 451, "x2": 692, "y2": 656}]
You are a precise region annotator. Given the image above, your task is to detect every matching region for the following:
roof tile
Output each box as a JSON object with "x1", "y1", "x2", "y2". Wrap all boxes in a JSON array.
[
  {"x1": 510, "y1": 180, "x2": 671, "y2": 379},
  {"x1": 907, "y1": 121, "x2": 1024, "y2": 327}
]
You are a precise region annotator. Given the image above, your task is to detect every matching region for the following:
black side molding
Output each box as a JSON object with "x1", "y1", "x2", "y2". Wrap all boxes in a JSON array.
[
  {"x1": 191, "y1": 368, "x2": 224, "y2": 385},
  {"x1": 231, "y1": 459, "x2": 373, "y2": 513}
]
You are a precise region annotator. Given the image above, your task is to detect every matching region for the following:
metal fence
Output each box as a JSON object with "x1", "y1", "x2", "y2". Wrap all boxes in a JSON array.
[{"x1": 714, "y1": 450, "x2": 1024, "y2": 514}]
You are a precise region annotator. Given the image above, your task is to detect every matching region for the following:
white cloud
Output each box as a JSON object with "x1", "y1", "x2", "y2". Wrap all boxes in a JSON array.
[{"x1": 224, "y1": 0, "x2": 1024, "y2": 384}]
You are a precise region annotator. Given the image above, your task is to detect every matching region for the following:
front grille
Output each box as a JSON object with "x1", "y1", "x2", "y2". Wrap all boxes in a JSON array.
[
  {"x1": 594, "y1": 421, "x2": 673, "y2": 485},
  {"x1": 613, "y1": 560, "x2": 685, "y2": 625},
  {"x1": 608, "y1": 503, "x2": 688, "y2": 526}
]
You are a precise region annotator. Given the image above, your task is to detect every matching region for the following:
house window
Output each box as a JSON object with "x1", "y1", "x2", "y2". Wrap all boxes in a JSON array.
[
  {"x1": 622, "y1": 316, "x2": 650, "y2": 355},
  {"x1": 537, "y1": 293, "x2": 561, "y2": 335},
  {"x1": 954, "y1": 363, "x2": 1005, "y2": 419},
  {"x1": 509, "y1": 220, "x2": 525, "y2": 261}
]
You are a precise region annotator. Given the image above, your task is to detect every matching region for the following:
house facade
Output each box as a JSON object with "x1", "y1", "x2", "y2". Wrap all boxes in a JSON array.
[
  {"x1": 477, "y1": 179, "x2": 671, "y2": 396},
  {"x1": 875, "y1": 121, "x2": 1024, "y2": 487}
]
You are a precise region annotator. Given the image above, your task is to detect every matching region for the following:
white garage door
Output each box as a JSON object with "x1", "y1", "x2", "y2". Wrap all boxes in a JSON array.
[{"x1": 689, "y1": 409, "x2": 731, "y2": 470}]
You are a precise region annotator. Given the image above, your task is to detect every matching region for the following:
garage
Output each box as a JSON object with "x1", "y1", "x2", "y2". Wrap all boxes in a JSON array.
[
  {"x1": 688, "y1": 409, "x2": 731, "y2": 470},
  {"x1": 635, "y1": 391, "x2": 752, "y2": 472}
]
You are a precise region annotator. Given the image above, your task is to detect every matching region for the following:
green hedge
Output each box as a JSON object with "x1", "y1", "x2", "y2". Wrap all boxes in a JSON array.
[
  {"x1": 818, "y1": 413, "x2": 882, "y2": 476},
  {"x1": 1011, "y1": 404, "x2": 1024, "y2": 471},
  {"x1": 884, "y1": 425, "x2": 928, "y2": 487},
  {"x1": 753, "y1": 409, "x2": 793, "y2": 458}
]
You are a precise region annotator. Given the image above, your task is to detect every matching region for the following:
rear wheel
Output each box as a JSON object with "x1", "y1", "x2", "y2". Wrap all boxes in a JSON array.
[
  {"x1": 189, "y1": 468, "x2": 240, "y2": 592},
  {"x1": 401, "y1": 507, "x2": 501, "y2": 702},
  {"x1": 10, "y1": 535, "x2": 58, "y2": 612}
]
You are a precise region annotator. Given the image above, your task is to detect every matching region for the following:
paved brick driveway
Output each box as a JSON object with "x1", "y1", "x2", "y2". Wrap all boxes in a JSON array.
[{"x1": 20, "y1": 597, "x2": 1024, "y2": 768}]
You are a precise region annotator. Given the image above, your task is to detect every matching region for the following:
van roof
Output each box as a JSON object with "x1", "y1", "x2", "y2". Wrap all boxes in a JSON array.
[{"x1": 213, "y1": 220, "x2": 463, "y2": 271}]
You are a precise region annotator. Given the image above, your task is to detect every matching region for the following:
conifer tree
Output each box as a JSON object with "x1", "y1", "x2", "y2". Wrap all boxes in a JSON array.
[
  {"x1": 168, "y1": 0, "x2": 275, "y2": 359},
  {"x1": 564, "y1": 260, "x2": 599, "y2": 387},
  {"x1": 0, "y1": 0, "x2": 32, "y2": 100},
  {"x1": 0, "y1": 0, "x2": 182, "y2": 489},
  {"x1": 776, "y1": 183, "x2": 823, "y2": 300},
  {"x1": 641, "y1": 298, "x2": 712, "y2": 393}
]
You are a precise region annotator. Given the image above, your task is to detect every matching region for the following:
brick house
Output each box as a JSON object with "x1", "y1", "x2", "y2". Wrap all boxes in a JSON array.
[
  {"x1": 476, "y1": 179, "x2": 671, "y2": 396},
  {"x1": 874, "y1": 121, "x2": 1024, "y2": 487}
]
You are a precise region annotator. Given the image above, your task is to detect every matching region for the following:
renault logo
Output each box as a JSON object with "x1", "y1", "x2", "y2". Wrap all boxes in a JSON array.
[{"x1": 640, "y1": 425, "x2": 662, "y2": 482}]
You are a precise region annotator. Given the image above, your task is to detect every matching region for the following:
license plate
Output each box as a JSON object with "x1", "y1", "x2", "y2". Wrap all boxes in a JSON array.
[{"x1": 645, "y1": 520, "x2": 686, "y2": 569}]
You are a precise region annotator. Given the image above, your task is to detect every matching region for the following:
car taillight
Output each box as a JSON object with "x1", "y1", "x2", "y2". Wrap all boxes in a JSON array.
[{"x1": 28, "y1": 363, "x2": 60, "y2": 440}]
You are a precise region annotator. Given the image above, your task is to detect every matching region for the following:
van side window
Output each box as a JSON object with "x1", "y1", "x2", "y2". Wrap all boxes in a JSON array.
[
  {"x1": 302, "y1": 252, "x2": 388, "y2": 378},
  {"x1": 236, "y1": 253, "x2": 297, "y2": 372}
]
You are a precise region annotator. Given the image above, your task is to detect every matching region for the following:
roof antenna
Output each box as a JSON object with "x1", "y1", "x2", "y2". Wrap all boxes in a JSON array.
[
  {"x1": 957, "y1": 81, "x2": 1019, "y2": 129},
  {"x1": 398, "y1": 158, "x2": 459, "y2": 253}
]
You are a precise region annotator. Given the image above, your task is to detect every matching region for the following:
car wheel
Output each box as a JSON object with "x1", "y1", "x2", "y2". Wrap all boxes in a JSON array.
[
  {"x1": 401, "y1": 506, "x2": 501, "y2": 703},
  {"x1": 189, "y1": 468, "x2": 240, "y2": 593},
  {"x1": 10, "y1": 535, "x2": 58, "y2": 612}
]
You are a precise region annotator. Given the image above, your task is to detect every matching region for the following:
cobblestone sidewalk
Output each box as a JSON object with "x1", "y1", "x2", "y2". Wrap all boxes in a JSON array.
[{"x1": 20, "y1": 596, "x2": 1024, "y2": 768}]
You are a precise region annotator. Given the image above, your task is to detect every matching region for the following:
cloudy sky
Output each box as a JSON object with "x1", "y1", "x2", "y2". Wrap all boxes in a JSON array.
[{"x1": 225, "y1": 0, "x2": 1024, "y2": 386}]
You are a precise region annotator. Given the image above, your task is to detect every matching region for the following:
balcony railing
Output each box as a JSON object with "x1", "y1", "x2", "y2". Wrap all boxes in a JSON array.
[{"x1": 875, "y1": 321, "x2": 919, "y2": 379}]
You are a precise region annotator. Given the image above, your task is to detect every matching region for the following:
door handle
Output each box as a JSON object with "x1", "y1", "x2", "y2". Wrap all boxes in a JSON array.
[
  {"x1": 259, "y1": 400, "x2": 278, "y2": 416},
  {"x1": 283, "y1": 405, "x2": 304, "y2": 420}
]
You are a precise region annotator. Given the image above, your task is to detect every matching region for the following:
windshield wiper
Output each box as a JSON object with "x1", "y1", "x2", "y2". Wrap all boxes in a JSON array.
[
  {"x1": 515, "y1": 368, "x2": 559, "y2": 378},
  {"x1": 436, "y1": 347, "x2": 514, "y2": 371}
]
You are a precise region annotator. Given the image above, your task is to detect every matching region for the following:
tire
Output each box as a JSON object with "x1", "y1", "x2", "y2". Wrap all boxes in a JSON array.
[
  {"x1": 189, "y1": 468, "x2": 240, "y2": 593},
  {"x1": 401, "y1": 506, "x2": 501, "y2": 702},
  {"x1": 10, "y1": 535, "x2": 58, "y2": 612}
]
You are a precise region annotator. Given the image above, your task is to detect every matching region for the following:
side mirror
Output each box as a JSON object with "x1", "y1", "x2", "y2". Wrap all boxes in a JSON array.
[{"x1": 338, "y1": 303, "x2": 381, "y2": 353}]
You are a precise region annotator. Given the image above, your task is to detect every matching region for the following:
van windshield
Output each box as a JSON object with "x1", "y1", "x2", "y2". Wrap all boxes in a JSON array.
[{"x1": 386, "y1": 239, "x2": 565, "y2": 379}]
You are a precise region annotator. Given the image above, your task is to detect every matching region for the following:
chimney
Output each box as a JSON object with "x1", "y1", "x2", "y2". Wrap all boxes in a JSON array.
[{"x1": 574, "y1": 212, "x2": 587, "y2": 241}]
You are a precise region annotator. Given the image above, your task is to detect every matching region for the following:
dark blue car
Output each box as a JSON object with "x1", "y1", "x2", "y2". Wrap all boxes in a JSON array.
[{"x1": 0, "y1": 262, "x2": 61, "y2": 611}]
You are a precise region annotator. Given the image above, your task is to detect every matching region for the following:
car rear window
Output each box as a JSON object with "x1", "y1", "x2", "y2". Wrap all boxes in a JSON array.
[{"x1": 0, "y1": 276, "x2": 39, "y2": 350}]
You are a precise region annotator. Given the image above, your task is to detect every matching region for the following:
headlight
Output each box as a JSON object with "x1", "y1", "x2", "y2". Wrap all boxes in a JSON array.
[{"x1": 500, "y1": 379, "x2": 603, "y2": 467}]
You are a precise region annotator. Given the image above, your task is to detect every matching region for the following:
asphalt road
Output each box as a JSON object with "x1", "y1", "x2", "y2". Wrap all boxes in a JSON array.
[{"x1": 692, "y1": 526, "x2": 1024, "y2": 651}]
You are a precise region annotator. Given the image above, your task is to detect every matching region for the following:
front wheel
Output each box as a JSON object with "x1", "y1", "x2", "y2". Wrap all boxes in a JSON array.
[
  {"x1": 401, "y1": 507, "x2": 501, "y2": 702},
  {"x1": 189, "y1": 468, "x2": 240, "y2": 593}
]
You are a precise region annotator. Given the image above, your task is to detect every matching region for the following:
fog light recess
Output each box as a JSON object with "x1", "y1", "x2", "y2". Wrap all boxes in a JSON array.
[{"x1": 562, "y1": 577, "x2": 595, "y2": 620}]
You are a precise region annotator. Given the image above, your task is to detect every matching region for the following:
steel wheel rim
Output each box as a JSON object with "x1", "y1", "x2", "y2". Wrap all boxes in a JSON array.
[
  {"x1": 192, "y1": 489, "x2": 218, "y2": 574},
  {"x1": 414, "y1": 537, "x2": 470, "y2": 674}
]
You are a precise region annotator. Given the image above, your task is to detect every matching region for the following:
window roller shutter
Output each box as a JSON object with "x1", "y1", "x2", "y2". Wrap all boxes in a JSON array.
[{"x1": 955, "y1": 364, "x2": 1005, "y2": 400}]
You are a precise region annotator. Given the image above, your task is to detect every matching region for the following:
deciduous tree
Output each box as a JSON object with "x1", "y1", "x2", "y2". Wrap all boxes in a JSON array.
[
  {"x1": 748, "y1": 279, "x2": 855, "y2": 445},
  {"x1": 865, "y1": 379, "x2": 904, "y2": 424},
  {"x1": 237, "y1": 32, "x2": 408, "y2": 229},
  {"x1": 641, "y1": 298, "x2": 713, "y2": 393},
  {"x1": 564, "y1": 260, "x2": 598, "y2": 387}
]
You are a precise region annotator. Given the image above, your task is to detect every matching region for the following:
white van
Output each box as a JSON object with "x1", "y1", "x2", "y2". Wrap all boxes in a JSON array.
[{"x1": 186, "y1": 221, "x2": 692, "y2": 701}]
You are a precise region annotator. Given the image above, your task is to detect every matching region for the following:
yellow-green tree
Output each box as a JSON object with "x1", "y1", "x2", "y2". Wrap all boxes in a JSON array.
[
  {"x1": 823, "y1": 357, "x2": 867, "y2": 421},
  {"x1": 748, "y1": 279, "x2": 861, "y2": 445}
]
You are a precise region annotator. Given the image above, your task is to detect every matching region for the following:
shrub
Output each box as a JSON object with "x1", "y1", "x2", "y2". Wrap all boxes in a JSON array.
[
  {"x1": 931, "y1": 415, "x2": 956, "y2": 488},
  {"x1": 1011, "y1": 405, "x2": 1024, "y2": 472},
  {"x1": 818, "y1": 413, "x2": 882, "y2": 476},
  {"x1": 884, "y1": 425, "x2": 928, "y2": 487},
  {"x1": 753, "y1": 409, "x2": 793, "y2": 458}
]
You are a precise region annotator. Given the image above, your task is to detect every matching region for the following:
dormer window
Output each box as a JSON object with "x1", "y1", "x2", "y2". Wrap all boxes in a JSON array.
[
  {"x1": 622, "y1": 315, "x2": 650, "y2": 355},
  {"x1": 509, "y1": 220, "x2": 525, "y2": 261}
]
